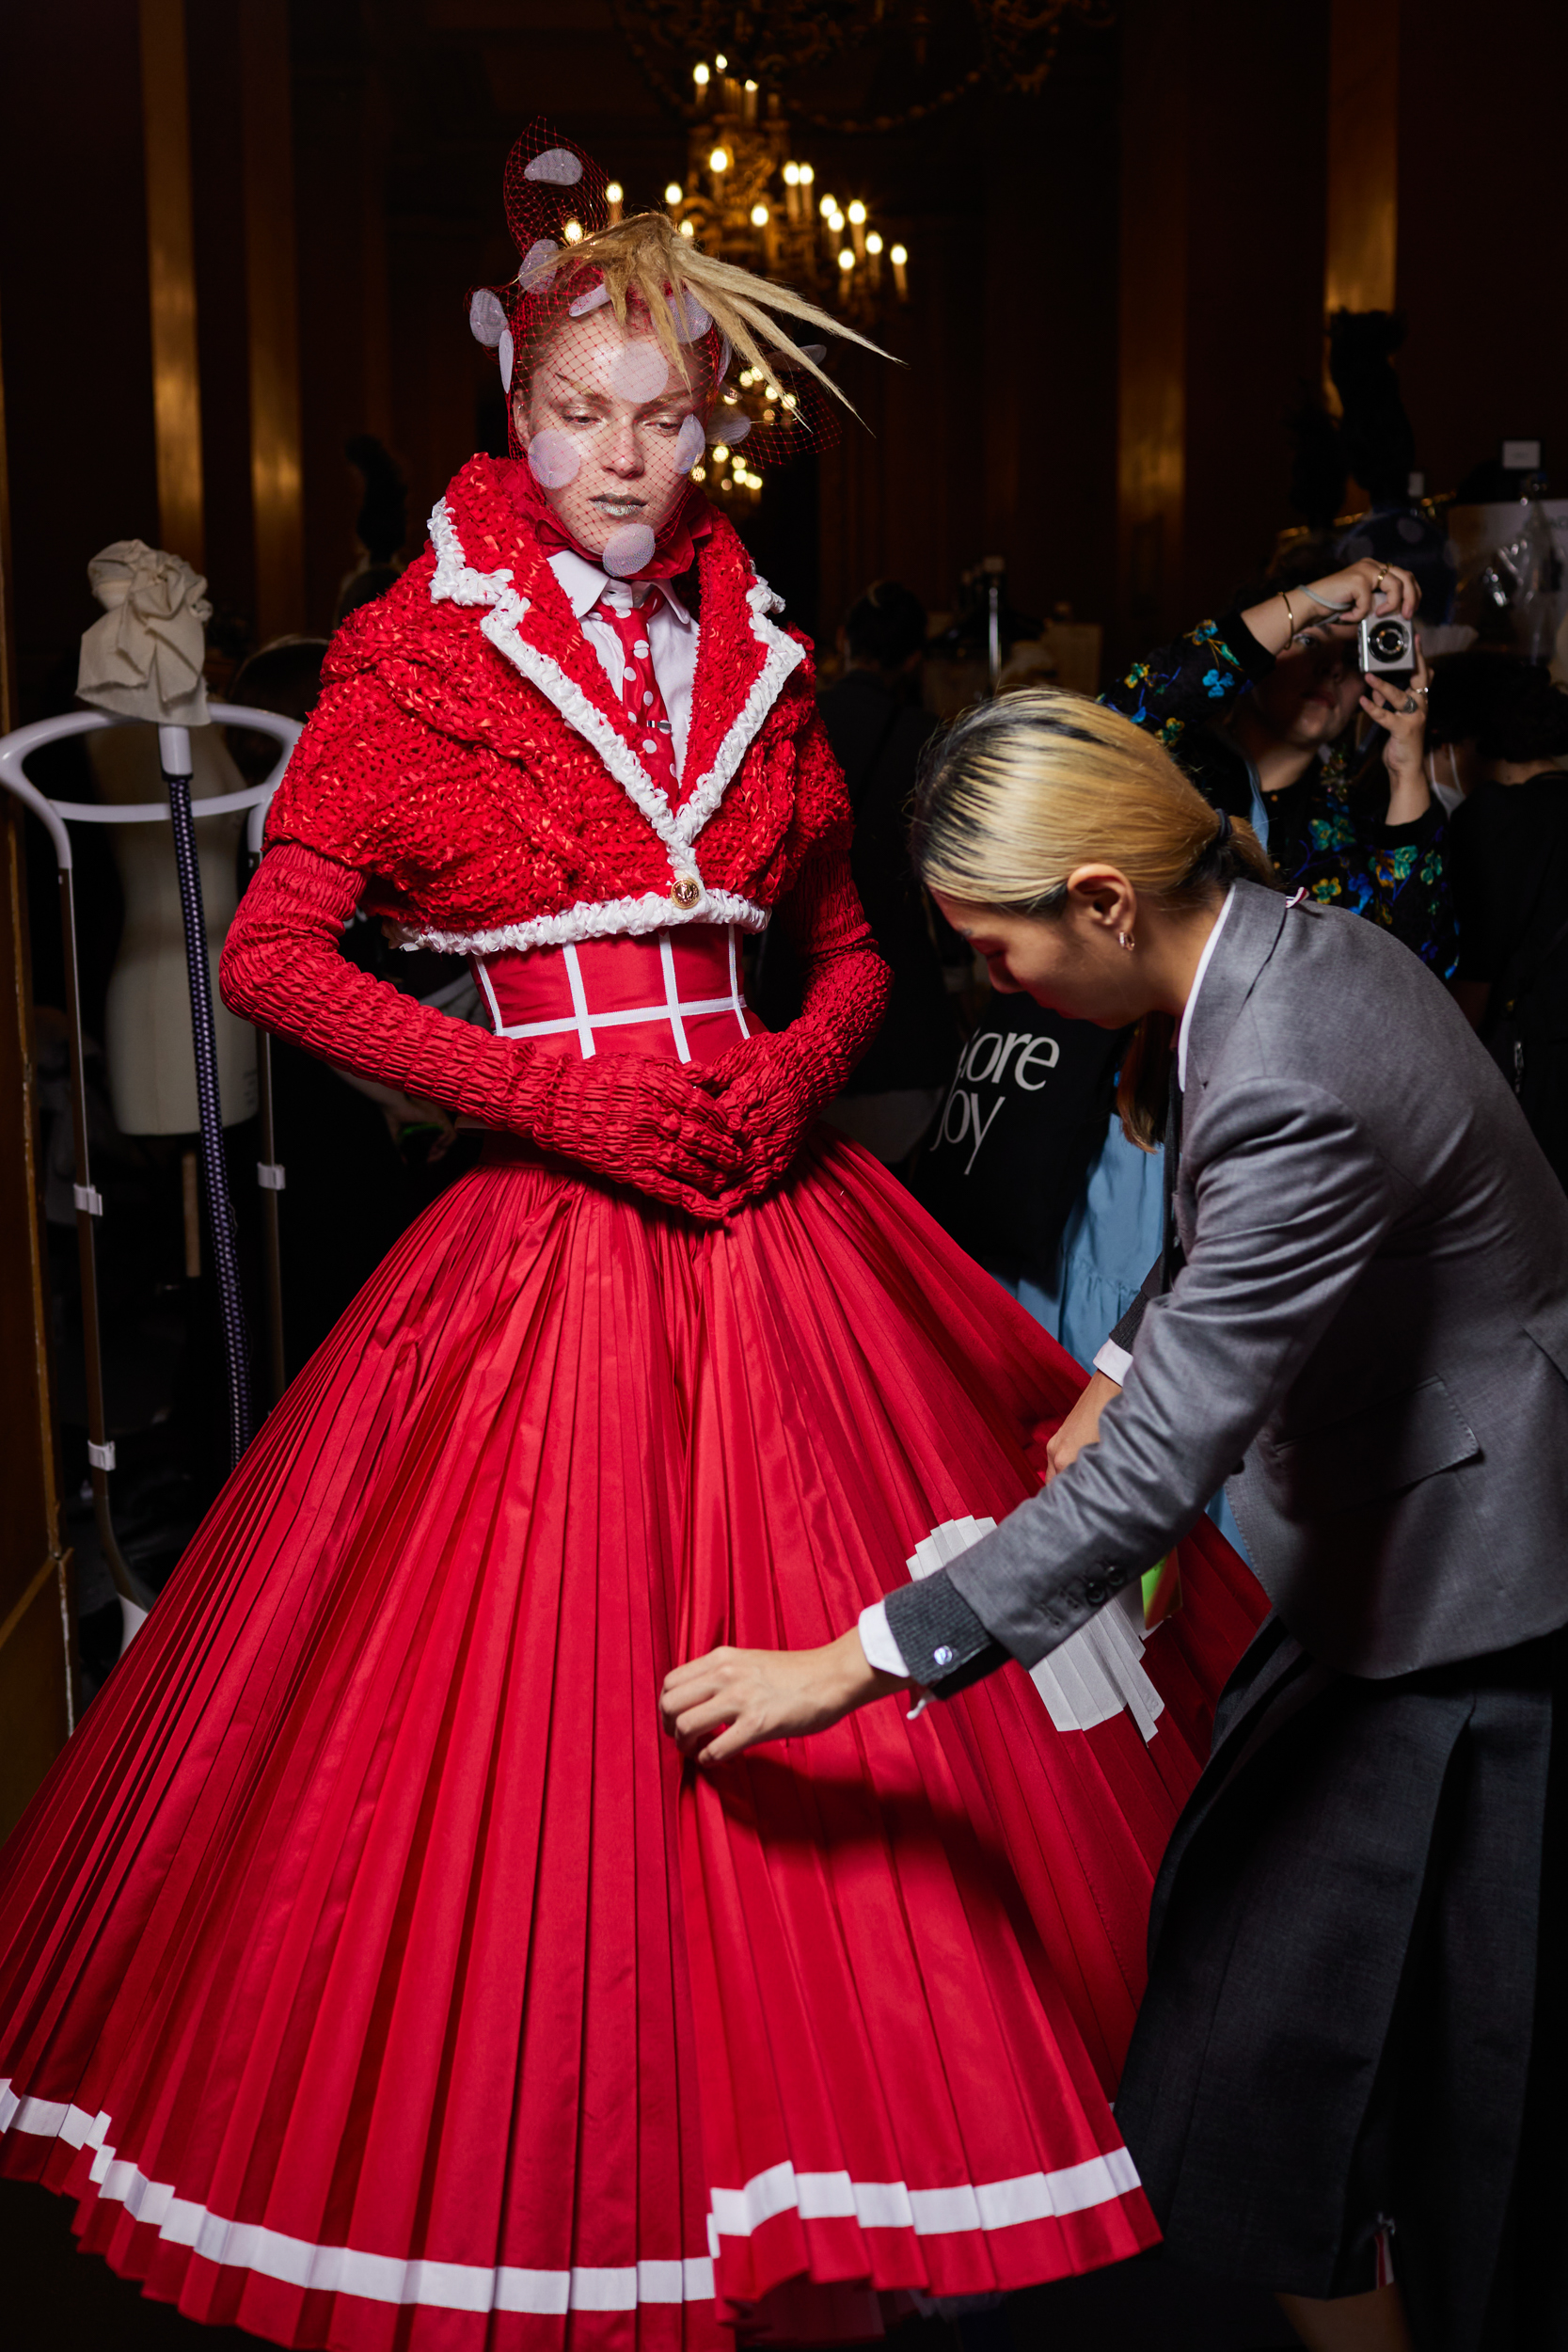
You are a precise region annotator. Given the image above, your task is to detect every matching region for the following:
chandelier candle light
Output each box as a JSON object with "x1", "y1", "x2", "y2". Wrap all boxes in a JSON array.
[
  {"x1": 572, "y1": 67, "x2": 904, "y2": 508},
  {"x1": 666, "y1": 55, "x2": 908, "y2": 339}
]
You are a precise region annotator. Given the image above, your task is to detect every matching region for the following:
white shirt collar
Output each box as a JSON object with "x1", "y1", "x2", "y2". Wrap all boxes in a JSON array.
[
  {"x1": 547, "y1": 548, "x2": 692, "y2": 628},
  {"x1": 1176, "y1": 884, "x2": 1236, "y2": 1091}
]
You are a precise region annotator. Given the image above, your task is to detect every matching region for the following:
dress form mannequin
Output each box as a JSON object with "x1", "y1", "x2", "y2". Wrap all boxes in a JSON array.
[{"x1": 87, "y1": 725, "x2": 258, "y2": 1134}]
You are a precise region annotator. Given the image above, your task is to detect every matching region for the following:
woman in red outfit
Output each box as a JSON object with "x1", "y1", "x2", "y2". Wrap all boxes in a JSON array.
[{"x1": 0, "y1": 129, "x2": 1264, "y2": 2351}]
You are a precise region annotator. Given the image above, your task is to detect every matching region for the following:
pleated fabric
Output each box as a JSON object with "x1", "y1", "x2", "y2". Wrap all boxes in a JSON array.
[{"x1": 0, "y1": 1130, "x2": 1264, "y2": 2351}]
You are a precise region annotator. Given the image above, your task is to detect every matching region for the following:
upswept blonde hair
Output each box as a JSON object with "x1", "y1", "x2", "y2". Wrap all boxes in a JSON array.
[
  {"x1": 910, "y1": 689, "x2": 1275, "y2": 1148},
  {"x1": 519, "y1": 211, "x2": 886, "y2": 412}
]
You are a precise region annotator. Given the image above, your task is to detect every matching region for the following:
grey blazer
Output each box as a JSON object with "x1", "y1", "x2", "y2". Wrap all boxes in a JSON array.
[{"x1": 886, "y1": 879, "x2": 1568, "y2": 1687}]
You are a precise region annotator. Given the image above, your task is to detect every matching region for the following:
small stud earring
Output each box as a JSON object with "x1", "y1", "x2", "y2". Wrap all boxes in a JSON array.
[{"x1": 1117, "y1": 930, "x2": 1135, "y2": 951}]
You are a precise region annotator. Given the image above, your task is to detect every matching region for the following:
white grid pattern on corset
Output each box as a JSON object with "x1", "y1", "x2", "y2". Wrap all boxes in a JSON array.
[{"x1": 474, "y1": 929, "x2": 752, "y2": 1065}]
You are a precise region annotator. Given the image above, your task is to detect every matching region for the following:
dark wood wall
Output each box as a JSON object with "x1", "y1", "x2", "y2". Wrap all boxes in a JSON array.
[{"x1": 4, "y1": 1, "x2": 1565, "y2": 715}]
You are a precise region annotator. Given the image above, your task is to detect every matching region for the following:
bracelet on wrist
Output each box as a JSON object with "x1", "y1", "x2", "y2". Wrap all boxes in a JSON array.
[{"x1": 1280, "y1": 588, "x2": 1297, "y2": 642}]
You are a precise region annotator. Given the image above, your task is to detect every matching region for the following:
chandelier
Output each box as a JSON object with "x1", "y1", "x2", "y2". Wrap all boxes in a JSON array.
[
  {"x1": 610, "y1": 2, "x2": 1114, "y2": 130},
  {"x1": 667, "y1": 60, "x2": 906, "y2": 324},
  {"x1": 640, "y1": 58, "x2": 908, "y2": 508}
]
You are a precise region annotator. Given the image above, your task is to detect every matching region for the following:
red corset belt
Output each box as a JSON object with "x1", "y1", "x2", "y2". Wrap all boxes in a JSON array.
[{"x1": 474, "y1": 925, "x2": 756, "y2": 1072}]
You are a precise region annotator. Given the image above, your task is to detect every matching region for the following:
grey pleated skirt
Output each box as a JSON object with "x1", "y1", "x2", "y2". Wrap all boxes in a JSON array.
[{"x1": 1115, "y1": 1613, "x2": 1568, "y2": 2352}]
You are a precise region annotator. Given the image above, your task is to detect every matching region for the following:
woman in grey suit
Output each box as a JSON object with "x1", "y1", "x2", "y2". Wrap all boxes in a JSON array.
[{"x1": 662, "y1": 630, "x2": 1568, "y2": 2352}]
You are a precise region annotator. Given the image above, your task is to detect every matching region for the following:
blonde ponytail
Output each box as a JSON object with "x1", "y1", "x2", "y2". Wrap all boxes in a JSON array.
[{"x1": 909, "y1": 690, "x2": 1275, "y2": 1149}]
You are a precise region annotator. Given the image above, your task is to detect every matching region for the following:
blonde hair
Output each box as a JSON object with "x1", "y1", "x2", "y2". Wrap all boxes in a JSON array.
[
  {"x1": 911, "y1": 688, "x2": 1275, "y2": 1148},
  {"x1": 519, "y1": 211, "x2": 886, "y2": 413}
]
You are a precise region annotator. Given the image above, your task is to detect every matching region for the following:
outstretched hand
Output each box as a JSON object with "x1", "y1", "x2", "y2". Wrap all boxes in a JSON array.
[
  {"x1": 659, "y1": 1628, "x2": 903, "y2": 1766},
  {"x1": 1243, "y1": 555, "x2": 1421, "y2": 660}
]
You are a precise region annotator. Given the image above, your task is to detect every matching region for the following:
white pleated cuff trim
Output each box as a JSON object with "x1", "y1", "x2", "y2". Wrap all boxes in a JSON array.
[
  {"x1": 706, "y1": 2150, "x2": 1142, "y2": 2249},
  {"x1": 905, "y1": 1518, "x2": 1164, "y2": 1744},
  {"x1": 1029, "y1": 1582, "x2": 1164, "y2": 1743},
  {"x1": 0, "y1": 2085, "x2": 714, "y2": 2312},
  {"x1": 391, "y1": 888, "x2": 768, "y2": 959}
]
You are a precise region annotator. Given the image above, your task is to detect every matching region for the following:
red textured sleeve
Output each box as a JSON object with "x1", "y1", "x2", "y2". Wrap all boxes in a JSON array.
[
  {"x1": 261, "y1": 671, "x2": 456, "y2": 884},
  {"x1": 220, "y1": 842, "x2": 746, "y2": 1218},
  {"x1": 702, "y1": 717, "x2": 892, "y2": 1195}
]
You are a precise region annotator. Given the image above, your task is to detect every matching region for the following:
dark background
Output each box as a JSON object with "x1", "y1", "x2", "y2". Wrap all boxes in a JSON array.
[{"x1": 4, "y1": 0, "x2": 1563, "y2": 720}]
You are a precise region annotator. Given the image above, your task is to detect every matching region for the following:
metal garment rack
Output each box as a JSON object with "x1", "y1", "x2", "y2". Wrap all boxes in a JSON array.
[{"x1": 0, "y1": 705, "x2": 300, "y2": 1612}]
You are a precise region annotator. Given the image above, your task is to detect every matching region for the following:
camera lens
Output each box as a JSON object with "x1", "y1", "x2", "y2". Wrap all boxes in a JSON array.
[{"x1": 1369, "y1": 620, "x2": 1405, "y2": 661}]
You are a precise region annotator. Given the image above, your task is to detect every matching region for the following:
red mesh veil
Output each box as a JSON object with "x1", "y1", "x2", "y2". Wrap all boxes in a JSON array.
[{"x1": 467, "y1": 119, "x2": 844, "y2": 474}]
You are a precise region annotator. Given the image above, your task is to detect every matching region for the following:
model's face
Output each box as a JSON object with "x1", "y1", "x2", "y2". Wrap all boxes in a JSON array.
[
  {"x1": 1249, "y1": 623, "x2": 1364, "y2": 749},
  {"x1": 933, "y1": 879, "x2": 1156, "y2": 1028},
  {"x1": 512, "y1": 309, "x2": 707, "y2": 567}
]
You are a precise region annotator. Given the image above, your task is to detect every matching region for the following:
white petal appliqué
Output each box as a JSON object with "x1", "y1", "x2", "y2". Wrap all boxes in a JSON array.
[
  {"x1": 518, "y1": 239, "x2": 560, "y2": 286},
  {"x1": 672, "y1": 291, "x2": 712, "y2": 343},
  {"x1": 498, "y1": 329, "x2": 515, "y2": 393},
  {"x1": 602, "y1": 523, "x2": 657, "y2": 579},
  {"x1": 568, "y1": 282, "x2": 611, "y2": 318},
  {"x1": 468, "y1": 288, "x2": 507, "y2": 348},
  {"x1": 527, "y1": 431, "x2": 580, "y2": 488},
  {"x1": 673, "y1": 415, "x2": 706, "y2": 475},
  {"x1": 609, "y1": 344, "x2": 671, "y2": 403},
  {"x1": 524, "y1": 148, "x2": 583, "y2": 185}
]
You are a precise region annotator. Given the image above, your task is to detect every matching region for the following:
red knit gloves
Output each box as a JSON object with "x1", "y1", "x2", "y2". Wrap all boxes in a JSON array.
[
  {"x1": 220, "y1": 843, "x2": 746, "y2": 1221},
  {"x1": 700, "y1": 834, "x2": 891, "y2": 1203},
  {"x1": 526, "y1": 1056, "x2": 744, "y2": 1217},
  {"x1": 221, "y1": 837, "x2": 888, "y2": 1220}
]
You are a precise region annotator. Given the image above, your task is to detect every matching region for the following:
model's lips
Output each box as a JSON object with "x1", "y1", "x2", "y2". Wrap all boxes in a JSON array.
[{"x1": 591, "y1": 495, "x2": 647, "y2": 516}]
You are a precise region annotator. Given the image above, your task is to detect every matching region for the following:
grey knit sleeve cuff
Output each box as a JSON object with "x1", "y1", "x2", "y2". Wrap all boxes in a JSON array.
[{"x1": 881, "y1": 1570, "x2": 1009, "y2": 1695}]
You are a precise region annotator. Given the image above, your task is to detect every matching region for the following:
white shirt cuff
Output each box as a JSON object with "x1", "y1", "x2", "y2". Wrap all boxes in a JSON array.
[
  {"x1": 858, "y1": 1598, "x2": 911, "y2": 1678},
  {"x1": 1093, "y1": 1339, "x2": 1132, "y2": 1386}
]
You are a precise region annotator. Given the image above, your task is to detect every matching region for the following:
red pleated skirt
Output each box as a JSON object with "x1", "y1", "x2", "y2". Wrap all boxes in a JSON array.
[{"x1": 0, "y1": 930, "x2": 1266, "y2": 2351}]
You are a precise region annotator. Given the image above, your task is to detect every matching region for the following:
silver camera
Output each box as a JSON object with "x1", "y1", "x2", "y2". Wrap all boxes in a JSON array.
[{"x1": 1358, "y1": 612, "x2": 1416, "y2": 684}]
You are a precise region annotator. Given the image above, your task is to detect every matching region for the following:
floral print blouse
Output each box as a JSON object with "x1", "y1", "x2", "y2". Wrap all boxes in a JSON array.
[{"x1": 1101, "y1": 612, "x2": 1458, "y2": 979}]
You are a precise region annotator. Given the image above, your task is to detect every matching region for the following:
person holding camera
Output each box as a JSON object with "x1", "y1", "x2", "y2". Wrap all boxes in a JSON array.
[{"x1": 1103, "y1": 555, "x2": 1454, "y2": 977}]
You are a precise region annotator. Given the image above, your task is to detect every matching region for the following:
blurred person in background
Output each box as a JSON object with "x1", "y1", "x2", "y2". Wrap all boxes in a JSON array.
[
  {"x1": 758, "y1": 578, "x2": 962, "y2": 1165},
  {"x1": 1434, "y1": 658, "x2": 1568, "y2": 1187}
]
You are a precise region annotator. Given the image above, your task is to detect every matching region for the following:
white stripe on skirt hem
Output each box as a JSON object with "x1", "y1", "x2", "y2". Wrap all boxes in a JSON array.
[
  {"x1": 1, "y1": 2081, "x2": 1141, "y2": 2312},
  {"x1": 705, "y1": 2151, "x2": 1143, "y2": 2247}
]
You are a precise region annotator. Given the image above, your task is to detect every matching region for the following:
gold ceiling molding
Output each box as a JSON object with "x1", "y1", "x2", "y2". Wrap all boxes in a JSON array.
[{"x1": 610, "y1": 1, "x2": 1114, "y2": 135}]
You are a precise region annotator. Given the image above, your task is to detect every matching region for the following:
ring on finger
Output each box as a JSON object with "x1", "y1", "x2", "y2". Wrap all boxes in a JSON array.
[{"x1": 1402, "y1": 694, "x2": 1418, "y2": 713}]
